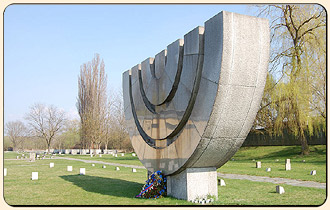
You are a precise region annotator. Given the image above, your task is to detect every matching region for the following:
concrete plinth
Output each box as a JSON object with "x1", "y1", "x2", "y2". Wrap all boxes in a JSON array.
[{"x1": 167, "y1": 167, "x2": 218, "y2": 201}]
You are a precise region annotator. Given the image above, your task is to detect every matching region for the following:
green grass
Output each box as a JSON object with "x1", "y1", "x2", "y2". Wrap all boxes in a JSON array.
[
  {"x1": 218, "y1": 145, "x2": 326, "y2": 183},
  {"x1": 60, "y1": 153, "x2": 144, "y2": 166},
  {"x1": 3, "y1": 151, "x2": 33, "y2": 159},
  {"x1": 215, "y1": 178, "x2": 325, "y2": 205},
  {"x1": 4, "y1": 158, "x2": 326, "y2": 206},
  {"x1": 5, "y1": 145, "x2": 326, "y2": 183}
]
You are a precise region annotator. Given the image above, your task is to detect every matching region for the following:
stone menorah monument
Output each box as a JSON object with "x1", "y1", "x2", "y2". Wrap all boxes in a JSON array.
[{"x1": 122, "y1": 11, "x2": 269, "y2": 200}]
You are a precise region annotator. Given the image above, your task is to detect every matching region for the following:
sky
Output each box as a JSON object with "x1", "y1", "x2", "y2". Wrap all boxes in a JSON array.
[{"x1": 4, "y1": 4, "x2": 255, "y2": 125}]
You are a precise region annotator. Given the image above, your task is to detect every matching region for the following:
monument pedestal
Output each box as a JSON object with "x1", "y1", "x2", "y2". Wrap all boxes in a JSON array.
[{"x1": 166, "y1": 167, "x2": 218, "y2": 201}]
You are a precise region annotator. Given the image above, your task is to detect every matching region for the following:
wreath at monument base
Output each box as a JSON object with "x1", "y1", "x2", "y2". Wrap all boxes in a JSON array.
[{"x1": 135, "y1": 170, "x2": 167, "y2": 199}]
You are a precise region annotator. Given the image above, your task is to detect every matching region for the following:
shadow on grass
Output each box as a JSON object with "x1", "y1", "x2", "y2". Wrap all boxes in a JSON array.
[{"x1": 60, "y1": 175, "x2": 143, "y2": 198}]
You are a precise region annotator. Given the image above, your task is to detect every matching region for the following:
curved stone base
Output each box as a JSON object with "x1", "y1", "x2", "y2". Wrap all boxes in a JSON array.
[{"x1": 166, "y1": 167, "x2": 218, "y2": 201}]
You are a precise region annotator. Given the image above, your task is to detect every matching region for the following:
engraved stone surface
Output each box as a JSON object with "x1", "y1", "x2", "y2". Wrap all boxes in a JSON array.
[
  {"x1": 218, "y1": 179, "x2": 226, "y2": 186},
  {"x1": 256, "y1": 161, "x2": 262, "y2": 168},
  {"x1": 80, "y1": 168, "x2": 85, "y2": 175},
  {"x1": 276, "y1": 185, "x2": 285, "y2": 194},
  {"x1": 31, "y1": 172, "x2": 38, "y2": 180},
  {"x1": 285, "y1": 159, "x2": 291, "y2": 170},
  {"x1": 122, "y1": 11, "x2": 269, "y2": 200}
]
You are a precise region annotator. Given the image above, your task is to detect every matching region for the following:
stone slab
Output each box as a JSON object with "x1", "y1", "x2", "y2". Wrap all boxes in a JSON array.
[
  {"x1": 80, "y1": 168, "x2": 85, "y2": 175},
  {"x1": 31, "y1": 172, "x2": 38, "y2": 180},
  {"x1": 167, "y1": 167, "x2": 217, "y2": 201}
]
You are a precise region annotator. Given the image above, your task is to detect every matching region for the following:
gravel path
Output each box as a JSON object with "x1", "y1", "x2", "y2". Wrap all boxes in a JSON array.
[{"x1": 218, "y1": 172, "x2": 326, "y2": 189}]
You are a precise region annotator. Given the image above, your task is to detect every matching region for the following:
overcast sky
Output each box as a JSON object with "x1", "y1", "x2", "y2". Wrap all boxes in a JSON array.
[{"x1": 4, "y1": 4, "x2": 255, "y2": 125}]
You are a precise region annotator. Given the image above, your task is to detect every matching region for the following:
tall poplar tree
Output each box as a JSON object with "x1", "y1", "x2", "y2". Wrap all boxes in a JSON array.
[{"x1": 77, "y1": 54, "x2": 108, "y2": 150}]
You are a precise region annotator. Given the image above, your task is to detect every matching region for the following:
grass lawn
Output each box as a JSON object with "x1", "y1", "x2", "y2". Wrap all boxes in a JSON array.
[
  {"x1": 219, "y1": 145, "x2": 326, "y2": 183},
  {"x1": 4, "y1": 145, "x2": 326, "y2": 183},
  {"x1": 3, "y1": 157, "x2": 326, "y2": 206},
  {"x1": 60, "y1": 153, "x2": 143, "y2": 166}
]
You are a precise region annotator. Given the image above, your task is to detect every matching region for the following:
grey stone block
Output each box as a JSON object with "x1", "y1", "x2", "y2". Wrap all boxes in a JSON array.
[{"x1": 167, "y1": 167, "x2": 217, "y2": 201}]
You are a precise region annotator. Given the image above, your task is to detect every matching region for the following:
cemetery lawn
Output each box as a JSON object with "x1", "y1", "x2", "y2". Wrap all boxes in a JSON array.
[
  {"x1": 218, "y1": 145, "x2": 326, "y2": 183},
  {"x1": 60, "y1": 153, "x2": 144, "y2": 166},
  {"x1": 3, "y1": 158, "x2": 326, "y2": 206}
]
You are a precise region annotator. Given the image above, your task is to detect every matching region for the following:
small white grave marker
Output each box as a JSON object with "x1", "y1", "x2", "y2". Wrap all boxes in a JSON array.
[
  {"x1": 50, "y1": 163, "x2": 54, "y2": 168},
  {"x1": 132, "y1": 168, "x2": 137, "y2": 173},
  {"x1": 311, "y1": 170, "x2": 316, "y2": 175},
  {"x1": 276, "y1": 185, "x2": 285, "y2": 194},
  {"x1": 115, "y1": 167, "x2": 120, "y2": 171},
  {"x1": 115, "y1": 154, "x2": 118, "y2": 157},
  {"x1": 121, "y1": 153, "x2": 124, "y2": 156},
  {"x1": 285, "y1": 163, "x2": 291, "y2": 171},
  {"x1": 92, "y1": 164, "x2": 95, "y2": 166},
  {"x1": 102, "y1": 165, "x2": 106, "y2": 168},
  {"x1": 256, "y1": 161, "x2": 261, "y2": 168},
  {"x1": 132, "y1": 153, "x2": 136, "y2": 157},
  {"x1": 285, "y1": 159, "x2": 291, "y2": 170},
  {"x1": 31, "y1": 172, "x2": 38, "y2": 180},
  {"x1": 218, "y1": 179, "x2": 226, "y2": 186},
  {"x1": 90, "y1": 154, "x2": 93, "y2": 157},
  {"x1": 67, "y1": 166, "x2": 73, "y2": 171},
  {"x1": 16, "y1": 156, "x2": 19, "y2": 159},
  {"x1": 59, "y1": 152, "x2": 62, "y2": 155},
  {"x1": 266, "y1": 168, "x2": 271, "y2": 172},
  {"x1": 22, "y1": 154, "x2": 25, "y2": 156},
  {"x1": 4, "y1": 168, "x2": 7, "y2": 176},
  {"x1": 99, "y1": 154, "x2": 102, "y2": 157},
  {"x1": 80, "y1": 168, "x2": 86, "y2": 175},
  {"x1": 302, "y1": 160, "x2": 306, "y2": 163}
]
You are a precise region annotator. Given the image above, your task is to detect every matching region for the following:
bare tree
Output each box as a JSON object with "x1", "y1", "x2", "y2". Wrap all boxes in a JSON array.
[
  {"x1": 77, "y1": 53, "x2": 108, "y2": 150},
  {"x1": 105, "y1": 91, "x2": 131, "y2": 151},
  {"x1": 25, "y1": 103, "x2": 66, "y2": 152},
  {"x1": 5, "y1": 120, "x2": 27, "y2": 151}
]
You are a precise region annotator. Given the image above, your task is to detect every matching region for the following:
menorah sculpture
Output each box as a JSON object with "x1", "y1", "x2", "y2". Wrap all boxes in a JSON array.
[{"x1": 122, "y1": 11, "x2": 269, "y2": 200}]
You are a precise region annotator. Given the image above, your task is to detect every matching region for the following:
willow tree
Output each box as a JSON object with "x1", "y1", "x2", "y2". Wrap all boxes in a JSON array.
[
  {"x1": 77, "y1": 54, "x2": 108, "y2": 150},
  {"x1": 255, "y1": 5, "x2": 326, "y2": 155}
]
